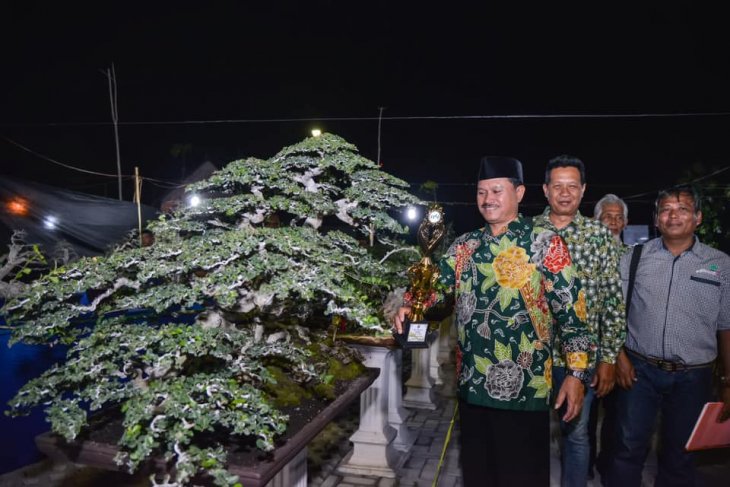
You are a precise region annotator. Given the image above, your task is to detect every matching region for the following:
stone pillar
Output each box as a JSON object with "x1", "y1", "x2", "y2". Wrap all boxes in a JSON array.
[
  {"x1": 266, "y1": 447, "x2": 308, "y2": 487},
  {"x1": 433, "y1": 316, "x2": 458, "y2": 392},
  {"x1": 388, "y1": 348, "x2": 416, "y2": 451},
  {"x1": 337, "y1": 344, "x2": 399, "y2": 478},
  {"x1": 429, "y1": 326, "x2": 444, "y2": 385},
  {"x1": 403, "y1": 335, "x2": 437, "y2": 410},
  {"x1": 437, "y1": 316, "x2": 454, "y2": 366}
]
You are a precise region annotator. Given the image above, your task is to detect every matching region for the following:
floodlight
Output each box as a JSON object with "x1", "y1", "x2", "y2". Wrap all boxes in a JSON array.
[
  {"x1": 311, "y1": 129, "x2": 322, "y2": 137},
  {"x1": 43, "y1": 215, "x2": 58, "y2": 230},
  {"x1": 189, "y1": 195, "x2": 201, "y2": 207},
  {"x1": 406, "y1": 207, "x2": 418, "y2": 221}
]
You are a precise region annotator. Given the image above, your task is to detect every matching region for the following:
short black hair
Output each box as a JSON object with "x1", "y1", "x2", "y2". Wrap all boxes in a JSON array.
[
  {"x1": 507, "y1": 177, "x2": 523, "y2": 189},
  {"x1": 655, "y1": 184, "x2": 702, "y2": 214},
  {"x1": 545, "y1": 155, "x2": 586, "y2": 185}
]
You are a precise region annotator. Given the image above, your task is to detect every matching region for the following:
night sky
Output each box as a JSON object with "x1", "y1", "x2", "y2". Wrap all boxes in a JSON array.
[{"x1": 2, "y1": 2, "x2": 729, "y2": 233}]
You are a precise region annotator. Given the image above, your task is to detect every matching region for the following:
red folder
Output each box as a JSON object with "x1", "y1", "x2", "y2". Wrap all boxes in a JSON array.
[{"x1": 685, "y1": 402, "x2": 730, "y2": 451}]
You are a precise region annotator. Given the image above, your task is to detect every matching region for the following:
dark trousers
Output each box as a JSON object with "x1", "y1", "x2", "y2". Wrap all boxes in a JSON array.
[
  {"x1": 459, "y1": 399, "x2": 550, "y2": 487},
  {"x1": 596, "y1": 392, "x2": 617, "y2": 477},
  {"x1": 588, "y1": 394, "x2": 599, "y2": 474},
  {"x1": 605, "y1": 355, "x2": 713, "y2": 487}
]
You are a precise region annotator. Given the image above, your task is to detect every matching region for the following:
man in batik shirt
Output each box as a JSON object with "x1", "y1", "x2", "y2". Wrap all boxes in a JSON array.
[
  {"x1": 533, "y1": 156, "x2": 626, "y2": 486},
  {"x1": 395, "y1": 156, "x2": 592, "y2": 487}
]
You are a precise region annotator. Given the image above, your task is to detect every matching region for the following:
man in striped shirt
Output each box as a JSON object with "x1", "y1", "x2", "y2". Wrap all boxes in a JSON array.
[{"x1": 607, "y1": 185, "x2": 730, "y2": 486}]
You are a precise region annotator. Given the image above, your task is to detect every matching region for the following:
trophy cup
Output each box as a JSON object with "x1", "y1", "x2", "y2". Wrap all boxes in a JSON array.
[{"x1": 393, "y1": 203, "x2": 446, "y2": 349}]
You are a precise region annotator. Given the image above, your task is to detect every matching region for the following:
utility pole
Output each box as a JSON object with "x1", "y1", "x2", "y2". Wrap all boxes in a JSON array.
[
  {"x1": 377, "y1": 106, "x2": 386, "y2": 166},
  {"x1": 104, "y1": 63, "x2": 123, "y2": 200}
]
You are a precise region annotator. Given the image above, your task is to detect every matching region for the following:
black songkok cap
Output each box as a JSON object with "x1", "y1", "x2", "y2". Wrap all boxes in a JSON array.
[{"x1": 478, "y1": 156, "x2": 524, "y2": 184}]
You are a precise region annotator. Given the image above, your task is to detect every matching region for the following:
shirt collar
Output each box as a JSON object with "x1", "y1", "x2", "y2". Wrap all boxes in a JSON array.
[
  {"x1": 482, "y1": 214, "x2": 525, "y2": 237},
  {"x1": 660, "y1": 235, "x2": 700, "y2": 256},
  {"x1": 537, "y1": 206, "x2": 584, "y2": 230}
]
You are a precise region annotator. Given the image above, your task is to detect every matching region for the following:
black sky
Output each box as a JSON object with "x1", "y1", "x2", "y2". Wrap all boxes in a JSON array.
[{"x1": 2, "y1": 2, "x2": 729, "y2": 232}]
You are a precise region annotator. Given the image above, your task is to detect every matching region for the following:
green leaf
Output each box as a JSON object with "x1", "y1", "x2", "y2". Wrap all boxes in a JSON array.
[
  {"x1": 475, "y1": 262, "x2": 493, "y2": 277},
  {"x1": 201, "y1": 458, "x2": 218, "y2": 469},
  {"x1": 476, "y1": 263, "x2": 496, "y2": 293},
  {"x1": 493, "y1": 340, "x2": 512, "y2": 362},
  {"x1": 496, "y1": 286, "x2": 518, "y2": 311},
  {"x1": 530, "y1": 270, "x2": 541, "y2": 295},
  {"x1": 496, "y1": 236, "x2": 515, "y2": 253},
  {"x1": 461, "y1": 278, "x2": 472, "y2": 294},
  {"x1": 527, "y1": 375, "x2": 549, "y2": 398},
  {"x1": 474, "y1": 355, "x2": 493, "y2": 375},
  {"x1": 561, "y1": 265, "x2": 574, "y2": 282},
  {"x1": 518, "y1": 332, "x2": 534, "y2": 354}
]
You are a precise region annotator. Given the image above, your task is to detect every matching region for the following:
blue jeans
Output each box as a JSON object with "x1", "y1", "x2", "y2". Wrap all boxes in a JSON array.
[
  {"x1": 553, "y1": 366, "x2": 596, "y2": 487},
  {"x1": 605, "y1": 354, "x2": 713, "y2": 487}
]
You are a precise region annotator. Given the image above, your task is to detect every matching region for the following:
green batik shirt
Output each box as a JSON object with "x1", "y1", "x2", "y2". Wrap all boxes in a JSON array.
[
  {"x1": 435, "y1": 216, "x2": 592, "y2": 412},
  {"x1": 533, "y1": 208, "x2": 626, "y2": 369}
]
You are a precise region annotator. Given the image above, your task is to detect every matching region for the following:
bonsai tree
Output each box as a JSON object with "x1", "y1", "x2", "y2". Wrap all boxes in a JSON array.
[
  {"x1": 0, "y1": 230, "x2": 47, "y2": 300},
  {"x1": 3, "y1": 134, "x2": 420, "y2": 486}
]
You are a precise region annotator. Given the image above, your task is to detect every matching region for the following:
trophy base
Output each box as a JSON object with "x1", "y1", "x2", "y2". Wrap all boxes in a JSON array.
[{"x1": 392, "y1": 320, "x2": 431, "y2": 349}]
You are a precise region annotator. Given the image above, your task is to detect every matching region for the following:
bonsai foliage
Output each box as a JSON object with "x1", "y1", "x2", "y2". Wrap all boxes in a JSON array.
[
  {"x1": 0, "y1": 230, "x2": 47, "y2": 300},
  {"x1": 3, "y1": 134, "x2": 420, "y2": 486}
]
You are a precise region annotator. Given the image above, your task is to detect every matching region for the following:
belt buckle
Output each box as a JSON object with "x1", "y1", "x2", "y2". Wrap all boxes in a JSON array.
[
  {"x1": 657, "y1": 360, "x2": 678, "y2": 372},
  {"x1": 657, "y1": 360, "x2": 682, "y2": 372}
]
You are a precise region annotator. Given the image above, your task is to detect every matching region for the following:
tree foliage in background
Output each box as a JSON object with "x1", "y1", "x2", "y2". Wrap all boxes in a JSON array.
[
  {"x1": 3, "y1": 134, "x2": 420, "y2": 486},
  {"x1": 679, "y1": 164, "x2": 730, "y2": 252}
]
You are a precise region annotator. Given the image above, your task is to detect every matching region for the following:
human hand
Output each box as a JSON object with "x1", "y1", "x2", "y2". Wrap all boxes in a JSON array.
[
  {"x1": 615, "y1": 349, "x2": 636, "y2": 389},
  {"x1": 393, "y1": 306, "x2": 412, "y2": 335},
  {"x1": 555, "y1": 375, "x2": 585, "y2": 422},
  {"x1": 591, "y1": 362, "x2": 616, "y2": 397}
]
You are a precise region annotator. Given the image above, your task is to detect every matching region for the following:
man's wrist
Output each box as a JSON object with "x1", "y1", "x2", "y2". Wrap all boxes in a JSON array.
[{"x1": 567, "y1": 368, "x2": 590, "y2": 384}]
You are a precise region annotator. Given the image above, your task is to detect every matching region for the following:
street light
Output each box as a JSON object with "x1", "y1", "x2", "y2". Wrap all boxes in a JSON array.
[
  {"x1": 311, "y1": 129, "x2": 322, "y2": 137},
  {"x1": 189, "y1": 195, "x2": 201, "y2": 207},
  {"x1": 7, "y1": 197, "x2": 29, "y2": 216}
]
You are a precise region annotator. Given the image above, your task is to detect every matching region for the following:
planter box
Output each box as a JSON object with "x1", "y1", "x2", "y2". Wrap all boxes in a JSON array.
[{"x1": 35, "y1": 369, "x2": 379, "y2": 487}]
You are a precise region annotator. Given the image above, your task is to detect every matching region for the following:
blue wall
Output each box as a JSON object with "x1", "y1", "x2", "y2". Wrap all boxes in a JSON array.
[{"x1": 0, "y1": 332, "x2": 66, "y2": 473}]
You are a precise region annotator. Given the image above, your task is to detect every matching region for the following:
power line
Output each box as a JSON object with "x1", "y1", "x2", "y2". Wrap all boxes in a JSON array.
[
  {"x1": 2, "y1": 135, "x2": 126, "y2": 178},
  {"x1": 1, "y1": 135, "x2": 186, "y2": 188},
  {"x1": 2, "y1": 111, "x2": 730, "y2": 128},
  {"x1": 4, "y1": 135, "x2": 727, "y2": 202}
]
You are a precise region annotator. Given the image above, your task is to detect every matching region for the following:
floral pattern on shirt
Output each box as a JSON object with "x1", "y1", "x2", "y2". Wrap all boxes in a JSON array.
[
  {"x1": 533, "y1": 208, "x2": 627, "y2": 368},
  {"x1": 434, "y1": 216, "x2": 592, "y2": 411}
]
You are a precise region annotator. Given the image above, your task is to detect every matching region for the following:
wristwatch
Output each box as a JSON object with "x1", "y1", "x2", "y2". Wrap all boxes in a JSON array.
[{"x1": 567, "y1": 369, "x2": 589, "y2": 384}]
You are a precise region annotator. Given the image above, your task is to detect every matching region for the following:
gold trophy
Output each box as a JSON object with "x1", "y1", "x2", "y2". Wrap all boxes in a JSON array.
[{"x1": 393, "y1": 203, "x2": 446, "y2": 348}]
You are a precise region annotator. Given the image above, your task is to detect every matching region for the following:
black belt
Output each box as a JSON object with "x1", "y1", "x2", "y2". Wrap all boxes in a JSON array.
[{"x1": 625, "y1": 349, "x2": 713, "y2": 372}]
